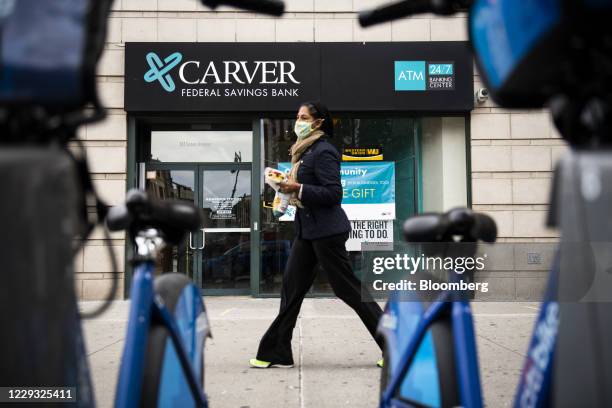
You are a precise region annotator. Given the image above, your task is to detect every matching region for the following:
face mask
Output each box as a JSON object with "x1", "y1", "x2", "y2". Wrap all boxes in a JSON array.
[{"x1": 294, "y1": 120, "x2": 315, "y2": 140}]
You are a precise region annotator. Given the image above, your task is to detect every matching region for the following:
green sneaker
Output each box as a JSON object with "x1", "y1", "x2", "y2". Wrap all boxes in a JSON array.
[
  {"x1": 249, "y1": 358, "x2": 294, "y2": 369},
  {"x1": 377, "y1": 359, "x2": 384, "y2": 368}
]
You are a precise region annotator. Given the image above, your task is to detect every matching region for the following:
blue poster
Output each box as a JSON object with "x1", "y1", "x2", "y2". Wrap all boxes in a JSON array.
[
  {"x1": 340, "y1": 162, "x2": 395, "y2": 204},
  {"x1": 277, "y1": 161, "x2": 395, "y2": 220}
]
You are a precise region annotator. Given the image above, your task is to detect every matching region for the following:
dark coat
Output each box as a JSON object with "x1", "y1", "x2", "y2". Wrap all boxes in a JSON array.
[{"x1": 295, "y1": 137, "x2": 351, "y2": 240}]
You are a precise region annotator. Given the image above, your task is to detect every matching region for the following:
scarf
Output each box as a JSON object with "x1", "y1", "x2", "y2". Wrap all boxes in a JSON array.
[{"x1": 287, "y1": 130, "x2": 324, "y2": 208}]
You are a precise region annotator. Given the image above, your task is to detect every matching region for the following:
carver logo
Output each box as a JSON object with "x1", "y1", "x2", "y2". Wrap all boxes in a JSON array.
[
  {"x1": 395, "y1": 61, "x2": 455, "y2": 91},
  {"x1": 143, "y1": 51, "x2": 301, "y2": 97},
  {"x1": 144, "y1": 51, "x2": 183, "y2": 92}
]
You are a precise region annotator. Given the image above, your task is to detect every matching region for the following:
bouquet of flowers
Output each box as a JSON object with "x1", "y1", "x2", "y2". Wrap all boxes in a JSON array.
[{"x1": 264, "y1": 167, "x2": 291, "y2": 217}]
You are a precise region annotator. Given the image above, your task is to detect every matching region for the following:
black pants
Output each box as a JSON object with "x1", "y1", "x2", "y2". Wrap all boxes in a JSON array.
[{"x1": 256, "y1": 232, "x2": 384, "y2": 365}]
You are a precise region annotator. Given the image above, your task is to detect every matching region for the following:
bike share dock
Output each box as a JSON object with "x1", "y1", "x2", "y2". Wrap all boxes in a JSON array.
[{"x1": 81, "y1": 297, "x2": 536, "y2": 408}]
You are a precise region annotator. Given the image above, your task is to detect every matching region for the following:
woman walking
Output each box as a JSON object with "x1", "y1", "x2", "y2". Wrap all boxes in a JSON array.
[{"x1": 249, "y1": 102, "x2": 384, "y2": 369}]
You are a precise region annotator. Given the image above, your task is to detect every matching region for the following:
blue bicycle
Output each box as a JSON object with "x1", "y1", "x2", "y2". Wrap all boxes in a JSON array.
[
  {"x1": 0, "y1": 0, "x2": 283, "y2": 406},
  {"x1": 360, "y1": 0, "x2": 612, "y2": 407},
  {"x1": 377, "y1": 208, "x2": 497, "y2": 408},
  {"x1": 377, "y1": 208, "x2": 560, "y2": 408},
  {"x1": 107, "y1": 190, "x2": 211, "y2": 408}
]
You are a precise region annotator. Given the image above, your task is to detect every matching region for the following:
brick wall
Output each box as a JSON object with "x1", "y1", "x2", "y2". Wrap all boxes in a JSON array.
[
  {"x1": 77, "y1": 0, "x2": 565, "y2": 299},
  {"x1": 471, "y1": 109, "x2": 566, "y2": 240}
]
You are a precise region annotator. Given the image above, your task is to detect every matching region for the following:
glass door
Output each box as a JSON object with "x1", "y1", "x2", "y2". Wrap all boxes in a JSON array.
[
  {"x1": 144, "y1": 165, "x2": 198, "y2": 280},
  {"x1": 199, "y1": 164, "x2": 252, "y2": 294},
  {"x1": 136, "y1": 123, "x2": 258, "y2": 296},
  {"x1": 144, "y1": 163, "x2": 254, "y2": 294}
]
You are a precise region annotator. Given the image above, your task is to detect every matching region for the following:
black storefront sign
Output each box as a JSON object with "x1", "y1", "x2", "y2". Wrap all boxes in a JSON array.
[{"x1": 125, "y1": 42, "x2": 473, "y2": 112}]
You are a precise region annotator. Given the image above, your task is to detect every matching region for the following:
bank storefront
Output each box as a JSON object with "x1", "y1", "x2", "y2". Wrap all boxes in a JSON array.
[{"x1": 124, "y1": 41, "x2": 473, "y2": 297}]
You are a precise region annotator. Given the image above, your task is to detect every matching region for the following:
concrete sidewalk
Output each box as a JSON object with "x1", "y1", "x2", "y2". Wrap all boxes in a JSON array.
[{"x1": 80, "y1": 298, "x2": 537, "y2": 408}]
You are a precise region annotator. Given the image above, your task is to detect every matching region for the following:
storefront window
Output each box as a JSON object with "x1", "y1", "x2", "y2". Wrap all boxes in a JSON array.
[
  {"x1": 151, "y1": 130, "x2": 252, "y2": 163},
  {"x1": 420, "y1": 117, "x2": 468, "y2": 212},
  {"x1": 259, "y1": 115, "x2": 467, "y2": 295},
  {"x1": 260, "y1": 119, "x2": 295, "y2": 293},
  {"x1": 136, "y1": 116, "x2": 466, "y2": 296}
]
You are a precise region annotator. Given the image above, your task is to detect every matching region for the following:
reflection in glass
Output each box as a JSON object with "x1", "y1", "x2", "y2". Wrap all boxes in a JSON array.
[
  {"x1": 151, "y1": 131, "x2": 252, "y2": 163},
  {"x1": 201, "y1": 168, "x2": 253, "y2": 290},
  {"x1": 259, "y1": 239, "x2": 292, "y2": 293},
  {"x1": 260, "y1": 117, "x2": 424, "y2": 294},
  {"x1": 146, "y1": 170, "x2": 195, "y2": 278},
  {"x1": 260, "y1": 119, "x2": 296, "y2": 293},
  {"x1": 202, "y1": 232, "x2": 251, "y2": 289}
]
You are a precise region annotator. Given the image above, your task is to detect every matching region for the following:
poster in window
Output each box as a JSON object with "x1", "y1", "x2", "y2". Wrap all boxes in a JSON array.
[
  {"x1": 340, "y1": 162, "x2": 395, "y2": 220},
  {"x1": 275, "y1": 162, "x2": 395, "y2": 222},
  {"x1": 346, "y1": 220, "x2": 394, "y2": 252}
]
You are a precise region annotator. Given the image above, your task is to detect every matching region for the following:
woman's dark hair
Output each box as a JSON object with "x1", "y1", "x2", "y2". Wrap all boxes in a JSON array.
[{"x1": 300, "y1": 101, "x2": 334, "y2": 137}]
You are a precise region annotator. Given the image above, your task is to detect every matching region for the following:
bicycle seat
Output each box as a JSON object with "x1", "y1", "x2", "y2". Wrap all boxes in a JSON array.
[
  {"x1": 106, "y1": 189, "x2": 202, "y2": 245},
  {"x1": 403, "y1": 208, "x2": 497, "y2": 243}
]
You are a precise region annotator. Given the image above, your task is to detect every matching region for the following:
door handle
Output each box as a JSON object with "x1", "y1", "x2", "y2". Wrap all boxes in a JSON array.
[
  {"x1": 189, "y1": 228, "x2": 205, "y2": 250},
  {"x1": 189, "y1": 232, "x2": 197, "y2": 250},
  {"x1": 189, "y1": 229, "x2": 206, "y2": 250},
  {"x1": 200, "y1": 229, "x2": 205, "y2": 250}
]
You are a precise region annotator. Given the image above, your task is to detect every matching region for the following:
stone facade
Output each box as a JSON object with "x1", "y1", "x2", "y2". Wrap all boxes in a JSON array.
[{"x1": 76, "y1": 0, "x2": 566, "y2": 300}]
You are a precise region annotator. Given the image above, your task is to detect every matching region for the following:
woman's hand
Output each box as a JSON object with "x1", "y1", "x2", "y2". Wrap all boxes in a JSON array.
[{"x1": 279, "y1": 180, "x2": 301, "y2": 194}]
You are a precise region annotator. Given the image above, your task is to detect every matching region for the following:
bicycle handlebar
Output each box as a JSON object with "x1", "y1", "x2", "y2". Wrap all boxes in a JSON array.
[
  {"x1": 201, "y1": 0, "x2": 285, "y2": 16},
  {"x1": 107, "y1": 189, "x2": 202, "y2": 244},
  {"x1": 358, "y1": 0, "x2": 472, "y2": 27},
  {"x1": 403, "y1": 208, "x2": 497, "y2": 243}
]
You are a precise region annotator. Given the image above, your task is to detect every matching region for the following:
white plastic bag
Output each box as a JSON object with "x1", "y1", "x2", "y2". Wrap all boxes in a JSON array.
[{"x1": 265, "y1": 167, "x2": 292, "y2": 217}]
